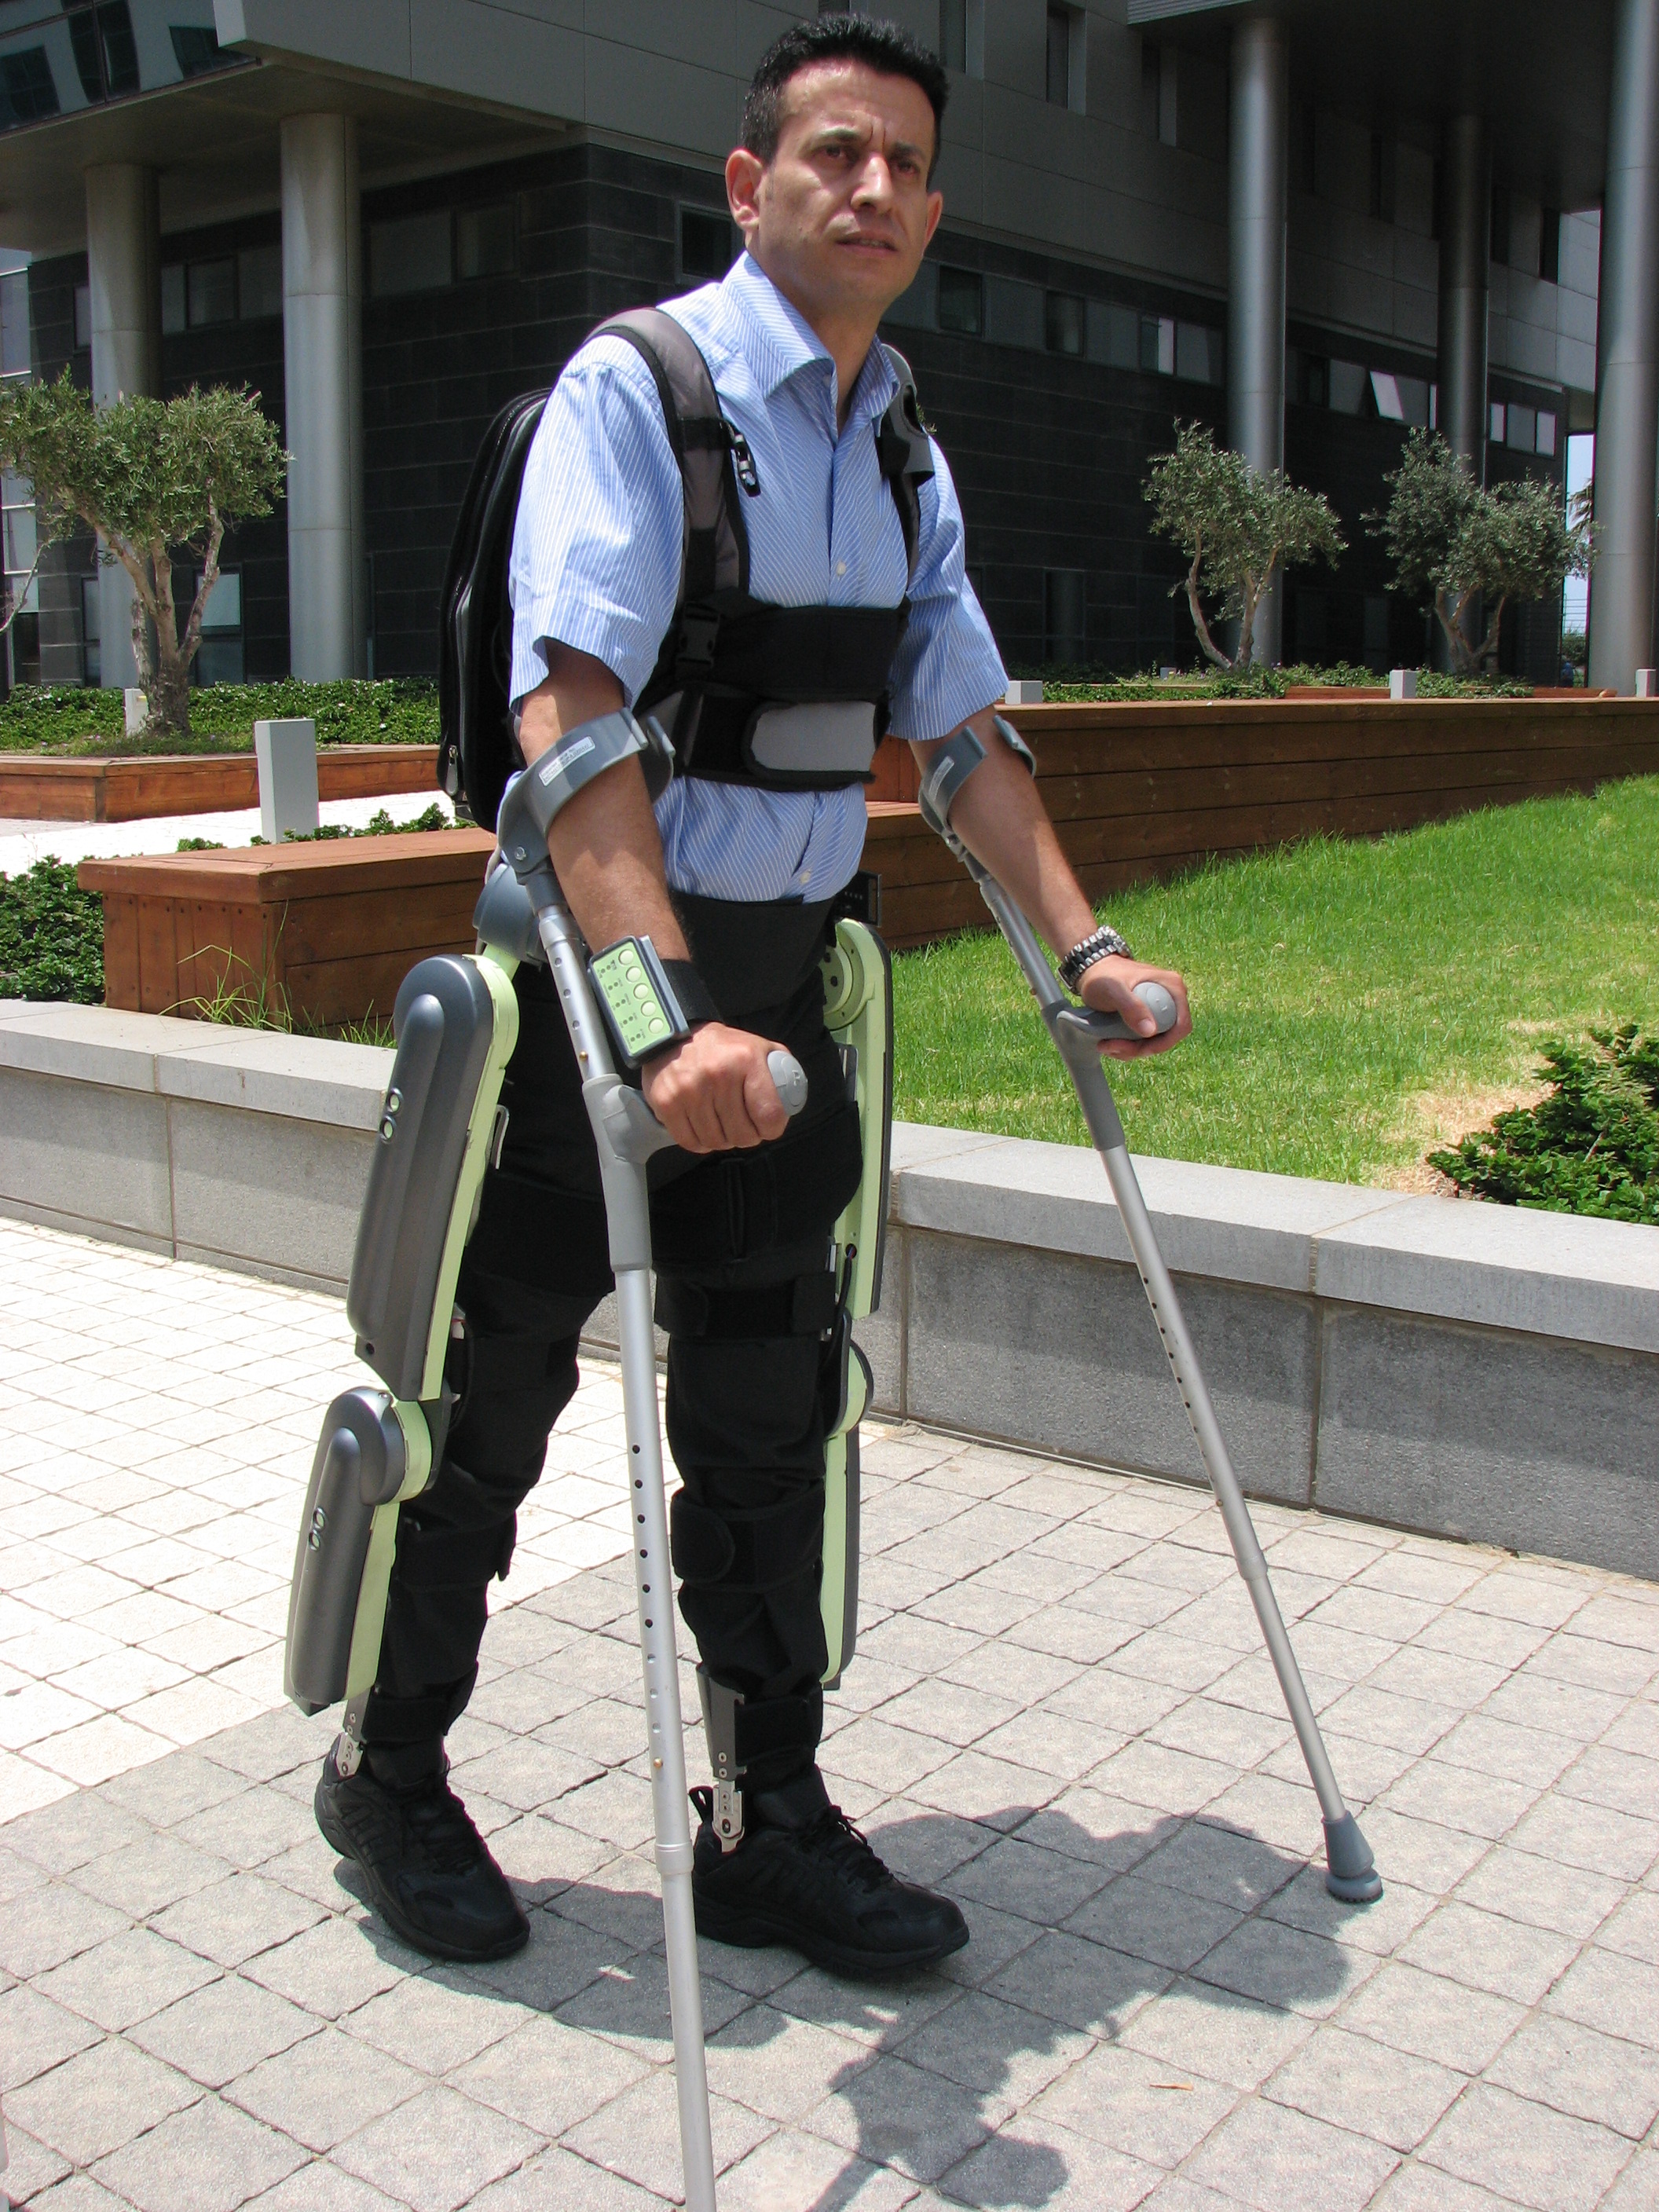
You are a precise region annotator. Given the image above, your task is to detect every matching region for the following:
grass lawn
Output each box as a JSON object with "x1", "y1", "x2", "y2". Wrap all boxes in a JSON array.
[{"x1": 892, "y1": 775, "x2": 1659, "y2": 1188}]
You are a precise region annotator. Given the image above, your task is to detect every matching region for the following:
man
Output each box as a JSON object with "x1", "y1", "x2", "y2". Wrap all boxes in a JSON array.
[{"x1": 315, "y1": 15, "x2": 1190, "y2": 1978}]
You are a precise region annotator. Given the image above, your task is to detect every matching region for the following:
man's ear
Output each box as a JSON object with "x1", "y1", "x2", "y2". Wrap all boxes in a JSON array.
[
  {"x1": 727, "y1": 147, "x2": 764, "y2": 241},
  {"x1": 923, "y1": 189, "x2": 943, "y2": 251}
]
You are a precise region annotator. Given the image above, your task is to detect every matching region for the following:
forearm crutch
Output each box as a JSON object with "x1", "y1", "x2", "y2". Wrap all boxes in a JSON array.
[{"x1": 920, "y1": 731, "x2": 1380, "y2": 1903}]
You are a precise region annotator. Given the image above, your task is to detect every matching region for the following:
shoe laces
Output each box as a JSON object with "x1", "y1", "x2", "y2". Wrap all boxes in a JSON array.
[
  {"x1": 799, "y1": 1804, "x2": 892, "y2": 1895},
  {"x1": 398, "y1": 1775, "x2": 485, "y2": 1878}
]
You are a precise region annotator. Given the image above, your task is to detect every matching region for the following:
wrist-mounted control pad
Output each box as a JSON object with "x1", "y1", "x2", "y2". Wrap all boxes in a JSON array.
[{"x1": 589, "y1": 936, "x2": 718, "y2": 1068}]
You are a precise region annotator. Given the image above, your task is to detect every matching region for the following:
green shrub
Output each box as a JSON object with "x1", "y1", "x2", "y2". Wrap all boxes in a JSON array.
[
  {"x1": 0, "y1": 678, "x2": 438, "y2": 756},
  {"x1": 0, "y1": 856, "x2": 104, "y2": 1002},
  {"x1": 1008, "y1": 661, "x2": 1533, "y2": 704},
  {"x1": 1430, "y1": 1027, "x2": 1659, "y2": 1223}
]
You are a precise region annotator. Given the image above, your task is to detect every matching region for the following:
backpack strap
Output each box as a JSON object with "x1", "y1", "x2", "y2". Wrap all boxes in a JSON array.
[
  {"x1": 876, "y1": 342, "x2": 935, "y2": 583},
  {"x1": 592, "y1": 307, "x2": 750, "y2": 615}
]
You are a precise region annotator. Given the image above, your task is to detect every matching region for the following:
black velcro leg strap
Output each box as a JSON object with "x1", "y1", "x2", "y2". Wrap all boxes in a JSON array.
[
  {"x1": 671, "y1": 1486, "x2": 824, "y2": 1595},
  {"x1": 361, "y1": 1675, "x2": 475, "y2": 1749},
  {"x1": 733, "y1": 1689, "x2": 821, "y2": 1775},
  {"x1": 655, "y1": 1269, "x2": 838, "y2": 1342},
  {"x1": 650, "y1": 1100, "x2": 862, "y2": 1267}
]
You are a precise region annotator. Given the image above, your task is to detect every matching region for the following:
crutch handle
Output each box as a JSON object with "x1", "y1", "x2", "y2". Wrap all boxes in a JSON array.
[
  {"x1": 1063, "y1": 979, "x2": 1180, "y2": 1043},
  {"x1": 767, "y1": 1049, "x2": 809, "y2": 1115}
]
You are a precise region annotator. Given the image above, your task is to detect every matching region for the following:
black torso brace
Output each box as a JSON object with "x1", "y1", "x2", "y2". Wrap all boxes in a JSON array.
[{"x1": 595, "y1": 307, "x2": 936, "y2": 794}]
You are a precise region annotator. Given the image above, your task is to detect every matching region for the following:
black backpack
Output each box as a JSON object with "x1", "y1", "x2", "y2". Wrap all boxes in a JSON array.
[{"x1": 436, "y1": 311, "x2": 932, "y2": 832}]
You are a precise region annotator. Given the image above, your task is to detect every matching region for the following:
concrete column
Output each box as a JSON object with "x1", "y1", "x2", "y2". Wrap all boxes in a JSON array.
[
  {"x1": 1437, "y1": 116, "x2": 1491, "y2": 482},
  {"x1": 280, "y1": 112, "x2": 365, "y2": 680},
  {"x1": 1590, "y1": 0, "x2": 1659, "y2": 692},
  {"x1": 1227, "y1": 16, "x2": 1288, "y2": 665},
  {"x1": 84, "y1": 164, "x2": 159, "y2": 690}
]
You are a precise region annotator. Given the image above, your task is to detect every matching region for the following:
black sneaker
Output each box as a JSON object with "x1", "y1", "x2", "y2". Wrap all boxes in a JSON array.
[
  {"x1": 690, "y1": 1769, "x2": 968, "y2": 1978},
  {"x1": 314, "y1": 1742, "x2": 529, "y2": 1965}
]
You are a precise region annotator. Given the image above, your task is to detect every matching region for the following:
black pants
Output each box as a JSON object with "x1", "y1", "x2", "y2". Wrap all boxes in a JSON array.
[{"x1": 360, "y1": 894, "x2": 864, "y2": 1792}]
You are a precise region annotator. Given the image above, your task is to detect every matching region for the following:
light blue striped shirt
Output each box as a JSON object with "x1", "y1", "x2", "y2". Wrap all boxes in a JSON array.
[{"x1": 508, "y1": 251, "x2": 1006, "y2": 903}]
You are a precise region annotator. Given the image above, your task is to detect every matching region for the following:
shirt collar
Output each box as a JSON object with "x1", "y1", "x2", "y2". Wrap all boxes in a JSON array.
[{"x1": 720, "y1": 251, "x2": 899, "y2": 430}]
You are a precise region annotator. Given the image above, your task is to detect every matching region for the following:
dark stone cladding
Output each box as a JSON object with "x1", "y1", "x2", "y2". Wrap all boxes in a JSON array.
[{"x1": 22, "y1": 137, "x2": 1567, "y2": 685}]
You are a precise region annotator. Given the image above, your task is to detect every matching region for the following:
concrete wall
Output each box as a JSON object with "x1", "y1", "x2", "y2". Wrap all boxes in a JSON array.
[{"x1": 4, "y1": 1001, "x2": 1654, "y2": 1579}]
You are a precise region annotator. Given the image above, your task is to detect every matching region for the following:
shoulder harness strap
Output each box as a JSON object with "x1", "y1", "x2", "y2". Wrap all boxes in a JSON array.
[
  {"x1": 876, "y1": 341, "x2": 936, "y2": 584},
  {"x1": 591, "y1": 306, "x2": 749, "y2": 605}
]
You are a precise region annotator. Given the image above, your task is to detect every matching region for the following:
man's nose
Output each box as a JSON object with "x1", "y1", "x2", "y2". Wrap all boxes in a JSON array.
[{"x1": 849, "y1": 153, "x2": 896, "y2": 207}]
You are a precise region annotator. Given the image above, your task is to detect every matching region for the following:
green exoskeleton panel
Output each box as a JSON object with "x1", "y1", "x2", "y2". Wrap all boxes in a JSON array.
[
  {"x1": 283, "y1": 939, "x2": 520, "y2": 1730},
  {"x1": 818, "y1": 917, "x2": 892, "y2": 1689}
]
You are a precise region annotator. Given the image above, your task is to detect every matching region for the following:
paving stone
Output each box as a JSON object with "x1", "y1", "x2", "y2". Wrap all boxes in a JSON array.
[
  {"x1": 332, "y1": 2082, "x2": 543, "y2": 2212},
  {"x1": 1190, "y1": 1914, "x2": 1369, "y2": 2019},
  {"x1": 937, "y1": 2116, "x2": 1163, "y2": 2210},
  {"x1": 703, "y1": 2002, "x2": 876, "y2": 2122},
  {"x1": 1368, "y1": 2167, "x2": 1523, "y2": 2212},
  {"x1": 460, "y1": 2143, "x2": 669, "y2": 2209},
  {"x1": 0, "y1": 2122, "x2": 71, "y2": 2203},
  {"x1": 564, "y1": 2068, "x2": 773, "y2": 2197},
  {"x1": 1397, "y1": 1899, "x2": 1580, "y2": 2006},
  {"x1": 1595, "y1": 1886, "x2": 1659, "y2": 1963},
  {"x1": 7, "y1": 2034, "x2": 202, "y2": 2166},
  {"x1": 339, "y1": 1970, "x2": 518, "y2": 2076},
  {"x1": 241, "y1": 1913, "x2": 420, "y2": 2019},
  {"x1": 1336, "y1": 1960, "x2": 1525, "y2": 2073},
  {"x1": 0, "y1": 1877, "x2": 130, "y2": 1979},
  {"x1": 801, "y1": 2049, "x2": 993, "y2": 2186},
  {"x1": 15, "y1": 2173, "x2": 133, "y2": 2212},
  {"x1": 1119, "y1": 1979, "x2": 1316, "y2": 2093},
  {"x1": 100, "y1": 1748, "x2": 247, "y2": 1827},
  {"x1": 890, "y1": 1987, "x2": 1092, "y2": 2108},
  {"x1": 69, "y1": 1827, "x2": 230, "y2": 1917},
  {"x1": 1544, "y1": 1944, "x2": 1659, "y2": 2048},
  {"x1": 240, "y1": 2162, "x2": 408, "y2": 2210},
  {"x1": 184, "y1": 1784, "x2": 320, "y2": 1870},
  {"x1": 1418, "y1": 2081, "x2": 1632, "y2": 2212},
  {"x1": 1027, "y1": 2041, "x2": 1239, "y2": 2166},
  {"x1": 36, "y1": 1922, "x2": 220, "y2": 2031},
  {"x1": 985, "y1": 1925, "x2": 1172, "y2": 2038},
  {"x1": 949, "y1": 1833, "x2": 1112, "y2": 1928},
  {"x1": 1599, "y1": 2151, "x2": 1659, "y2": 2210},
  {"x1": 0, "y1": 1980, "x2": 101, "y2": 2091},
  {"x1": 1451, "y1": 1844, "x2": 1627, "y2": 1941},
  {"x1": 129, "y1": 1971, "x2": 322, "y2": 2088},
  {"x1": 152, "y1": 1871, "x2": 327, "y2": 1969},
  {"x1": 554, "y1": 1941, "x2": 752, "y2": 2053},
  {"x1": 3, "y1": 1788, "x2": 151, "y2": 1873},
  {"x1": 1181, "y1": 2093, "x2": 1399, "y2": 2210},
  {"x1": 1061, "y1": 1871, "x2": 1243, "y2": 1973},
  {"x1": 1486, "y1": 2012, "x2": 1659, "y2": 2139},
  {"x1": 1263, "y1": 2022, "x2": 1463, "y2": 2151},
  {"x1": 90, "y1": 2089, "x2": 307, "y2": 2212},
  {"x1": 1258, "y1": 1866, "x2": 1438, "y2": 1959},
  {"x1": 451, "y1": 2011, "x2": 649, "y2": 2137},
  {"x1": 226, "y1": 2025, "x2": 425, "y2": 2154},
  {"x1": 716, "y1": 2126, "x2": 919, "y2": 2210}
]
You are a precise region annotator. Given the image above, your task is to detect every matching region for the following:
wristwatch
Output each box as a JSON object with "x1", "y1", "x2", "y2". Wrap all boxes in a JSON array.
[{"x1": 1059, "y1": 925, "x2": 1133, "y2": 992}]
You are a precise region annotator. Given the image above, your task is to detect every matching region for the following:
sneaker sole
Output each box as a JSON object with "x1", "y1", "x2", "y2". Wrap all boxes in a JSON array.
[
  {"x1": 315, "y1": 1785, "x2": 530, "y2": 1966},
  {"x1": 693, "y1": 1887, "x2": 969, "y2": 1979}
]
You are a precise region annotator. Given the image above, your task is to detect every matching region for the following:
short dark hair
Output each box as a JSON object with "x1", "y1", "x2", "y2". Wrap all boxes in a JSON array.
[{"x1": 742, "y1": 16, "x2": 949, "y2": 180}]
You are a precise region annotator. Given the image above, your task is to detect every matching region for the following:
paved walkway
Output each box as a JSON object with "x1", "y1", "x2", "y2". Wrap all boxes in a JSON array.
[
  {"x1": 0, "y1": 792, "x2": 457, "y2": 882},
  {"x1": 1, "y1": 1214, "x2": 1656, "y2": 2211}
]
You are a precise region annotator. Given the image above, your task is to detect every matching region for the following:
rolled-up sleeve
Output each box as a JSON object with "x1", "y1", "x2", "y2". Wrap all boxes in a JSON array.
[
  {"x1": 884, "y1": 440, "x2": 1008, "y2": 744},
  {"x1": 507, "y1": 339, "x2": 684, "y2": 711}
]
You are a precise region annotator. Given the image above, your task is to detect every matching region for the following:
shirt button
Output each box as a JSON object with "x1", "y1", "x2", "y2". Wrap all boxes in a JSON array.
[
  {"x1": 799, "y1": 870, "x2": 811, "y2": 884},
  {"x1": 836, "y1": 561, "x2": 847, "y2": 577}
]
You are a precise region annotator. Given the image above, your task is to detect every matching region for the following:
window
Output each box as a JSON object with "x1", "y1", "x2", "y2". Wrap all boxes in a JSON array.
[
  {"x1": 1090, "y1": 298, "x2": 1139, "y2": 368},
  {"x1": 1370, "y1": 371, "x2": 1430, "y2": 426},
  {"x1": 1045, "y1": 291, "x2": 1085, "y2": 356},
  {"x1": 457, "y1": 203, "x2": 515, "y2": 280},
  {"x1": 936, "y1": 266, "x2": 983, "y2": 335},
  {"x1": 679, "y1": 207, "x2": 736, "y2": 282},
  {"x1": 237, "y1": 243, "x2": 282, "y2": 320},
  {"x1": 0, "y1": 269, "x2": 27, "y2": 378},
  {"x1": 74, "y1": 282, "x2": 92, "y2": 350},
  {"x1": 1328, "y1": 359, "x2": 1368, "y2": 414},
  {"x1": 187, "y1": 257, "x2": 235, "y2": 327},
  {"x1": 170, "y1": 24, "x2": 223, "y2": 78},
  {"x1": 3, "y1": 471, "x2": 38, "y2": 615},
  {"x1": 1140, "y1": 39, "x2": 1159, "y2": 134},
  {"x1": 1140, "y1": 314, "x2": 1175, "y2": 376},
  {"x1": 1490, "y1": 401, "x2": 1507, "y2": 444},
  {"x1": 1176, "y1": 323, "x2": 1223, "y2": 386},
  {"x1": 160, "y1": 266, "x2": 184, "y2": 333},
  {"x1": 1046, "y1": 5, "x2": 1084, "y2": 112},
  {"x1": 1536, "y1": 409, "x2": 1557, "y2": 457},
  {"x1": 939, "y1": 0, "x2": 981, "y2": 74},
  {"x1": 81, "y1": 574, "x2": 100, "y2": 687},
  {"x1": 1044, "y1": 569, "x2": 1088, "y2": 665},
  {"x1": 369, "y1": 211, "x2": 452, "y2": 298},
  {"x1": 0, "y1": 49, "x2": 60, "y2": 127},
  {"x1": 194, "y1": 569, "x2": 244, "y2": 687},
  {"x1": 1363, "y1": 593, "x2": 1390, "y2": 671},
  {"x1": 1541, "y1": 206, "x2": 1561, "y2": 285},
  {"x1": 1369, "y1": 134, "x2": 1394, "y2": 225},
  {"x1": 1158, "y1": 45, "x2": 1177, "y2": 147}
]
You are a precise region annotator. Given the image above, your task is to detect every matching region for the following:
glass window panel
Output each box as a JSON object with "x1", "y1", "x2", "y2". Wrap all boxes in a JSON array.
[
  {"x1": 1536, "y1": 409, "x2": 1557, "y2": 456},
  {"x1": 1397, "y1": 375, "x2": 1430, "y2": 427},
  {"x1": 1, "y1": 269, "x2": 28, "y2": 375},
  {"x1": 237, "y1": 243, "x2": 282, "y2": 320},
  {"x1": 1177, "y1": 323, "x2": 1222, "y2": 384},
  {"x1": 5, "y1": 501, "x2": 36, "y2": 573},
  {"x1": 159, "y1": 265, "x2": 185, "y2": 334},
  {"x1": 1328, "y1": 360, "x2": 1368, "y2": 414},
  {"x1": 1370, "y1": 370, "x2": 1404, "y2": 420},
  {"x1": 369, "y1": 211, "x2": 452, "y2": 298},
  {"x1": 456, "y1": 203, "x2": 515, "y2": 280},
  {"x1": 0, "y1": 48, "x2": 60, "y2": 126},
  {"x1": 936, "y1": 266, "x2": 983, "y2": 335},
  {"x1": 75, "y1": 281, "x2": 93, "y2": 350},
  {"x1": 1046, "y1": 5, "x2": 1070, "y2": 104},
  {"x1": 187, "y1": 257, "x2": 236, "y2": 326},
  {"x1": 195, "y1": 634, "x2": 244, "y2": 685},
  {"x1": 1507, "y1": 401, "x2": 1536, "y2": 452},
  {"x1": 197, "y1": 569, "x2": 241, "y2": 632},
  {"x1": 1089, "y1": 298, "x2": 1138, "y2": 369},
  {"x1": 1045, "y1": 291, "x2": 1085, "y2": 355},
  {"x1": 1044, "y1": 568, "x2": 1087, "y2": 663},
  {"x1": 1490, "y1": 401, "x2": 1507, "y2": 443},
  {"x1": 81, "y1": 573, "x2": 100, "y2": 643},
  {"x1": 939, "y1": 0, "x2": 966, "y2": 71},
  {"x1": 679, "y1": 207, "x2": 734, "y2": 281}
]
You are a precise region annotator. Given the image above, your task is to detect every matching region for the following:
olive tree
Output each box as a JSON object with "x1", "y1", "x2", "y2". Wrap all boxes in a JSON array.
[
  {"x1": 0, "y1": 372, "x2": 287, "y2": 736},
  {"x1": 1144, "y1": 422, "x2": 1346, "y2": 669},
  {"x1": 1372, "y1": 428, "x2": 1593, "y2": 676}
]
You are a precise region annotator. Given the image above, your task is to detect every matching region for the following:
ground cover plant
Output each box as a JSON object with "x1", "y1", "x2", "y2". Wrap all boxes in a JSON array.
[
  {"x1": 0, "y1": 856, "x2": 104, "y2": 1002},
  {"x1": 1430, "y1": 1026, "x2": 1659, "y2": 1222},
  {"x1": 1015, "y1": 663, "x2": 1536, "y2": 701},
  {"x1": 0, "y1": 677, "x2": 439, "y2": 756},
  {"x1": 892, "y1": 775, "x2": 1659, "y2": 1188}
]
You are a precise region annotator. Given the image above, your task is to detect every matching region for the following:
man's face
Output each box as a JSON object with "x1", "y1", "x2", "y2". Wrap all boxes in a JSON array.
[{"x1": 728, "y1": 60, "x2": 943, "y2": 324}]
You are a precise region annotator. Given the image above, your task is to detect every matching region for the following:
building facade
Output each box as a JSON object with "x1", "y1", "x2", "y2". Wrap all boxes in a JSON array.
[{"x1": 0, "y1": 1, "x2": 1635, "y2": 694}]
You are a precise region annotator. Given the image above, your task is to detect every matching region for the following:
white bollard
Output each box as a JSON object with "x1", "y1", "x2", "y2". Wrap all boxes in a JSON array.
[
  {"x1": 1004, "y1": 679, "x2": 1045, "y2": 705},
  {"x1": 255, "y1": 717, "x2": 320, "y2": 844},
  {"x1": 1389, "y1": 668, "x2": 1419, "y2": 701},
  {"x1": 1636, "y1": 668, "x2": 1658, "y2": 698},
  {"x1": 123, "y1": 687, "x2": 147, "y2": 736}
]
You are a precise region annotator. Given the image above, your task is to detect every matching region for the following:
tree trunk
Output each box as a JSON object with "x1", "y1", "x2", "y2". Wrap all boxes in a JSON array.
[
  {"x1": 145, "y1": 542, "x2": 192, "y2": 738},
  {"x1": 1185, "y1": 549, "x2": 1233, "y2": 670}
]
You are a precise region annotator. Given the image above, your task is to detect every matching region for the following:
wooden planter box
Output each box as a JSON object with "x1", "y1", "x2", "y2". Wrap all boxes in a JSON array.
[
  {"x1": 1, "y1": 742, "x2": 439, "y2": 823},
  {"x1": 77, "y1": 695, "x2": 1659, "y2": 1013},
  {"x1": 79, "y1": 828, "x2": 496, "y2": 1027}
]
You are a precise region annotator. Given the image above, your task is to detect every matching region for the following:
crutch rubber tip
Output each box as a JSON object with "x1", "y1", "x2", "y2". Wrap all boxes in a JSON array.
[{"x1": 1322, "y1": 1812, "x2": 1382, "y2": 1903}]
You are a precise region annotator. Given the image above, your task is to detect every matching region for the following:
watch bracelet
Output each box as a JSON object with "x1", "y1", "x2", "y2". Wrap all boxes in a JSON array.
[{"x1": 1059, "y1": 925, "x2": 1131, "y2": 991}]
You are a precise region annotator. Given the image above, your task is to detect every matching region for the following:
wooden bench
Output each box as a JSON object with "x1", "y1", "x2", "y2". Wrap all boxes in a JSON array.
[{"x1": 1, "y1": 742, "x2": 440, "y2": 823}]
